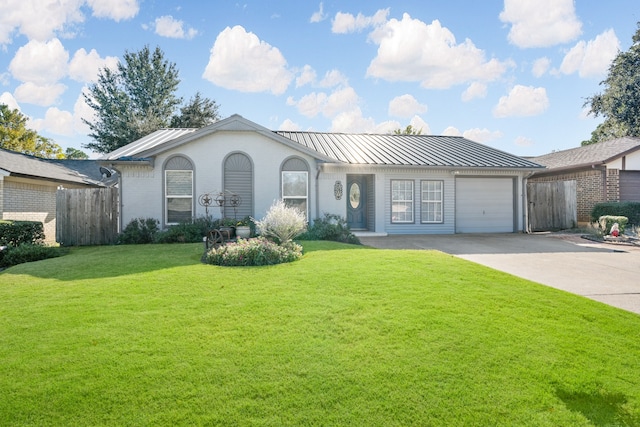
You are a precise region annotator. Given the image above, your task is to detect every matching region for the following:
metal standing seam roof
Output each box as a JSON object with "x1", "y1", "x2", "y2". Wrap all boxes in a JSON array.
[
  {"x1": 100, "y1": 128, "x2": 197, "y2": 160},
  {"x1": 0, "y1": 148, "x2": 104, "y2": 186},
  {"x1": 276, "y1": 131, "x2": 544, "y2": 169},
  {"x1": 531, "y1": 137, "x2": 640, "y2": 170}
]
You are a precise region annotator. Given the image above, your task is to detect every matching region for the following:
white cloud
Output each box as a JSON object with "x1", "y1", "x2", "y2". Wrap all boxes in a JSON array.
[
  {"x1": 515, "y1": 136, "x2": 534, "y2": 147},
  {"x1": 202, "y1": 25, "x2": 293, "y2": 95},
  {"x1": 296, "y1": 65, "x2": 316, "y2": 87},
  {"x1": 367, "y1": 15, "x2": 510, "y2": 89},
  {"x1": 0, "y1": 0, "x2": 84, "y2": 44},
  {"x1": 499, "y1": 0, "x2": 582, "y2": 48},
  {"x1": 0, "y1": 0, "x2": 138, "y2": 45},
  {"x1": 319, "y1": 69, "x2": 348, "y2": 88},
  {"x1": 288, "y1": 86, "x2": 359, "y2": 119},
  {"x1": 14, "y1": 82, "x2": 67, "y2": 106},
  {"x1": 279, "y1": 118, "x2": 301, "y2": 131},
  {"x1": 409, "y1": 115, "x2": 430, "y2": 134},
  {"x1": 462, "y1": 128, "x2": 503, "y2": 143},
  {"x1": 310, "y1": 2, "x2": 327, "y2": 23},
  {"x1": 442, "y1": 126, "x2": 462, "y2": 136},
  {"x1": 332, "y1": 9, "x2": 389, "y2": 34},
  {"x1": 559, "y1": 29, "x2": 620, "y2": 78},
  {"x1": 330, "y1": 108, "x2": 377, "y2": 133},
  {"x1": 73, "y1": 89, "x2": 93, "y2": 134},
  {"x1": 9, "y1": 39, "x2": 69, "y2": 84},
  {"x1": 69, "y1": 48, "x2": 119, "y2": 82},
  {"x1": 153, "y1": 15, "x2": 198, "y2": 39},
  {"x1": 493, "y1": 85, "x2": 549, "y2": 118},
  {"x1": 86, "y1": 0, "x2": 139, "y2": 21},
  {"x1": 388, "y1": 94, "x2": 427, "y2": 118},
  {"x1": 461, "y1": 82, "x2": 487, "y2": 102},
  {"x1": 291, "y1": 92, "x2": 327, "y2": 117},
  {"x1": 532, "y1": 57, "x2": 551, "y2": 77},
  {"x1": 31, "y1": 107, "x2": 75, "y2": 136},
  {"x1": 0, "y1": 91, "x2": 20, "y2": 110}
]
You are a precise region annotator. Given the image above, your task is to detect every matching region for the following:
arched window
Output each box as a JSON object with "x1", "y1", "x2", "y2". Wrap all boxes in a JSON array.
[
  {"x1": 164, "y1": 155, "x2": 194, "y2": 225},
  {"x1": 281, "y1": 157, "x2": 309, "y2": 218},
  {"x1": 223, "y1": 152, "x2": 253, "y2": 218}
]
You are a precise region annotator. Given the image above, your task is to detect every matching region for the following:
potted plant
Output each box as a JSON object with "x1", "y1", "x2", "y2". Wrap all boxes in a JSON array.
[{"x1": 235, "y1": 216, "x2": 253, "y2": 238}]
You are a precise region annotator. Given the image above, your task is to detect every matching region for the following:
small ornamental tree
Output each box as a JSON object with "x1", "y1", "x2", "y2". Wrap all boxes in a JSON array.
[{"x1": 255, "y1": 200, "x2": 307, "y2": 244}]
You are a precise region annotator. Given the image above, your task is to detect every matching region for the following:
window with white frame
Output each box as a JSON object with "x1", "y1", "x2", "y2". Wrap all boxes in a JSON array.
[
  {"x1": 282, "y1": 171, "x2": 308, "y2": 218},
  {"x1": 421, "y1": 180, "x2": 443, "y2": 223},
  {"x1": 391, "y1": 180, "x2": 414, "y2": 223},
  {"x1": 165, "y1": 169, "x2": 193, "y2": 224}
]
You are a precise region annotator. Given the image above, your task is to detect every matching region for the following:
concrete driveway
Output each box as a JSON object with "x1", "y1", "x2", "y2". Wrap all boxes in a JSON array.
[{"x1": 358, "y1": 233, "x2": 640, "y2": 315}]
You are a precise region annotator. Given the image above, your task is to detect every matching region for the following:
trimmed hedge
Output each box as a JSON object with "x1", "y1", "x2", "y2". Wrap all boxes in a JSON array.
[
  {"x1": 591, "y1": 202, "x2": 640, "y2": 225},
  {"x1": 0, "y1": 221, "x2": 45, "y2": 247},
  {"x1": 0, "y1": 244, "x2": 64, "y2": 268},
  {"x1": 297, "y1": 213, "x2": 361, "y2": 245}
]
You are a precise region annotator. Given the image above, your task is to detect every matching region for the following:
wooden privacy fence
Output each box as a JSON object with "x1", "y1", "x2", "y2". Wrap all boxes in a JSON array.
[
  {"x1": 527, "y1": 181, "x2": 577, "y2": 232},
  {"x1": 56, "y1": 187, "x2": 119, "y2": 246}
]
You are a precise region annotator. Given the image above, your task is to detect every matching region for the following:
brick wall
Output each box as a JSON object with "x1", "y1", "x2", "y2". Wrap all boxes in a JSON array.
[
  {"x1": 1, "y1": 179, "x2": 58, "y2": 243},
  {"x1": 606, "y1": 168, "x2": 620, "y2": 202},
  {"x1": 530, "y1": 168, "x2": 605, "y2": 223}
]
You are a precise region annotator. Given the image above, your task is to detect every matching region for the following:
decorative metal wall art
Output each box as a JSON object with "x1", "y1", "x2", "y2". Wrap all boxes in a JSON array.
[{"x1": 334, "y1": 180, "x2": 343, "y2": 200}]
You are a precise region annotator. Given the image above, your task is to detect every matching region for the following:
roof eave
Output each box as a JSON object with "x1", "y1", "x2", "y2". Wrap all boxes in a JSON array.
[{"x1": 99, "y1": 158, "x2": 154, "y2": 167}]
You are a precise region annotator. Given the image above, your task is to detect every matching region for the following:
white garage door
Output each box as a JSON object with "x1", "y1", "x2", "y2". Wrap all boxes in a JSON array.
[{"x1": 456, "y1": 178, "x2": 514, "y2": 233}]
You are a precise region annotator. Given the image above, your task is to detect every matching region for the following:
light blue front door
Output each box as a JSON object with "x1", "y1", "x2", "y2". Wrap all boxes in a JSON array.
[{"x1": 347, "y1": 176, "x2": 366, "y2": 229}]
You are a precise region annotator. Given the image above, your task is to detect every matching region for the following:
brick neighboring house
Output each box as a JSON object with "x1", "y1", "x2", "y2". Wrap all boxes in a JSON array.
[
  {"x1": 0, "y1": 148, "x2": 115, "y2": 244},
  {"x1": 530, "y1": 137, "x2": 640, "y2": 223}
]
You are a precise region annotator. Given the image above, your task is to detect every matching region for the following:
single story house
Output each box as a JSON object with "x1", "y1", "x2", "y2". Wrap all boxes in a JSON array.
[
  {"x1": 100, "y1": 114, "x2": 543, "y2": 235},
  {"x1": 0, "y1": 148, "x2": 112, "y2": 243},
  {"x1": 530, "y1": 137, "x2": 640, "y2": 223}
]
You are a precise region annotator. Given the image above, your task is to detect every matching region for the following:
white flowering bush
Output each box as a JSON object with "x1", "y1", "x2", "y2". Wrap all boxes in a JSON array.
[{"x1": 255, "y1": 200, "x2": 307, "y2": 244}]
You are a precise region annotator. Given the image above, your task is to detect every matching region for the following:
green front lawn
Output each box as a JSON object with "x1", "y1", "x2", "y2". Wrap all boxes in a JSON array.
[{"x1": 1, "y1": 242, "x2": 639, "y2": 426}]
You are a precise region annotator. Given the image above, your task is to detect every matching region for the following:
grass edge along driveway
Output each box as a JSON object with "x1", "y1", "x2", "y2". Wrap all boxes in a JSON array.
[{"x1": 1, "y1": 242, "x2": 639, "y2": 426}]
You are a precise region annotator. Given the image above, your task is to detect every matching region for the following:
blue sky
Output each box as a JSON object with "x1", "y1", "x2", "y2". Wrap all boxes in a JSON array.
[{"x1": 1, "y1": 1, "x2": 638, "y2": 158}]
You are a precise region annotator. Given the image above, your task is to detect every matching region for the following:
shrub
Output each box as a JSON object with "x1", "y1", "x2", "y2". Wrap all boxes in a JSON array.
[
  {"x1": 298, "y1": 213, "x2": 361, "y2": 245},
  {"x1": 255, "y1": 200, "x2": 307, "y2": 244},
  {"x1": 591, "y1": 202, "x2": 640, "y2": 225},
  {"x1": 0, "y1": 244, "x2": 63, "y2": 268},
  {"x1": 0, "y1": 221, "x2": 45, "y2": 247},
  {"x1": 205, "y1": 237, "x2": 303, "y2": 266},
  {"x1": 598, "y1": 215, "x2": 629, "y2": 234},
  {"x1": 155, "y1": 216, "x2": 217, "y2": 243},
  {"x1": 118, "y1": 218, "x2": 159, "y2": 244}
]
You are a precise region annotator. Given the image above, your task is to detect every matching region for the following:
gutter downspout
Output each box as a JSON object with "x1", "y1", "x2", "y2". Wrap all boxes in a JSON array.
[
  {"x1": 523, "y1": 171, "x2": 535, "y2": 234},
  {"x1": 110, "y1": 164, "x2": 123, "y2": 234},
  {"x1": 315, "y1": 163, "x2": 322, "y2": 220}
]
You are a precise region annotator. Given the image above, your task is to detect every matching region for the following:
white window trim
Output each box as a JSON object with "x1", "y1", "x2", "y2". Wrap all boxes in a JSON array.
[
  {"x1": 421, "y1": 180, "x2": 444, "y2": 224},
  {"x1": 165, "y1": 170, "x2": 193, "y2": 225},
  {"x1": 391, "y1": 179, "x2": 414, "y2": 223},
  {"x1": 281, "y1": 171, "x2": 308, "y2": 218}
]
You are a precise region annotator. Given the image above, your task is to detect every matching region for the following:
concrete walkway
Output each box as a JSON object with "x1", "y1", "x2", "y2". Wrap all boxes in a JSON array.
[{"x1": 359, "y1": 233, "x2": 640, "y2": 315}]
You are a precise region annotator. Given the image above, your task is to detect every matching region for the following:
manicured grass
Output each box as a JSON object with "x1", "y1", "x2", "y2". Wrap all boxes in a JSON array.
[{"x1": 1, "y1": 242, "x2": 639, "y2": 426}]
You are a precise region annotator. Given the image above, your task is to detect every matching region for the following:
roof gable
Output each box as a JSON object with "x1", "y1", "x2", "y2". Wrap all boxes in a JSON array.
[{"x1": 532, "y1": 137, "x2": 640, "y2": 170}]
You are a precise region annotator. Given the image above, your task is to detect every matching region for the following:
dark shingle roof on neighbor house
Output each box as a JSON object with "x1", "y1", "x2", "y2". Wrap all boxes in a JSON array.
[
  {"x1": 101, "y1": 115, "x2": 543, "y2": 170},
  {"x1": 0, "y1": 148, "x2": 106, "y2": 187},
  {"x1": 531, "y1": 137, "x2": 640, "y2": 171}
]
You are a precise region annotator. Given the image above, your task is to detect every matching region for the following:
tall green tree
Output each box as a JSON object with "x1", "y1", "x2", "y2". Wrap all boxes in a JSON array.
[
  {"x1": 393, "y1": 125, "x2": 422, "y2": 135},
  {"x1": 583, "y1": 22, "x2": 640, "y2": 145},
  {"x1": 64, "y1": 147, "x2": 89, "y2": 159},
  {"x1": 83, "y1": 45, "x2": 182, "y2": 153},
  {"x1": 0, "y1": 104, "x2": 64, "y2": 158},
  {"x1": 170, "y1": 92, "x2": 220, "y2": 128}
]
